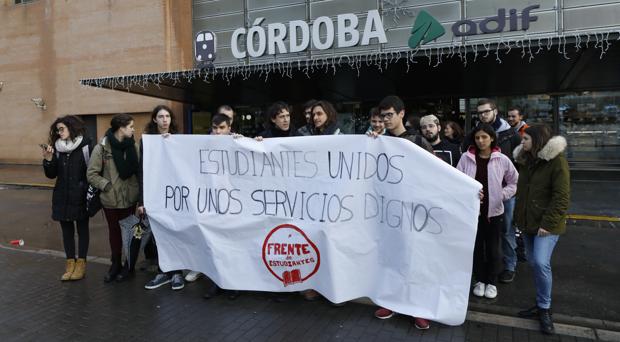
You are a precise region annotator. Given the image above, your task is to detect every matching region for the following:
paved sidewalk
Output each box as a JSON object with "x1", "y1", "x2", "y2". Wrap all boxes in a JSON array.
[{"x1": 0, "y1": 248, "x2": 597, "y2": 342}]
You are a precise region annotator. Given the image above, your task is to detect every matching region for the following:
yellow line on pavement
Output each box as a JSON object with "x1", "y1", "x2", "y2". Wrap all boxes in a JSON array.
[
  {"x1": 568, "y1": 214, "x2": 620, "y2": 222},
  {"x1": 0, "y1": 182, "x2": 54, "y2": 188}
]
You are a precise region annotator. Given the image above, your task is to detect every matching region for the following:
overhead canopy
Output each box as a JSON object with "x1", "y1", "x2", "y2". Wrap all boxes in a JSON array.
[{"x1": 81, "y1": 39, "x2": 620, "y2": 106}]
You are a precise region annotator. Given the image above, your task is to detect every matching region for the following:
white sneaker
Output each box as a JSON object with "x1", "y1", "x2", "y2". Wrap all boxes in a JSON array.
[
  {"x1": 184, "y1": 271, "x2": 202, "y2": 282},
  {"x1": 472, "y1": 282, "x2": 486, "y2": 297},
  {"x1": 484, "y1": 284, "x2": 498, "y2": 299}
]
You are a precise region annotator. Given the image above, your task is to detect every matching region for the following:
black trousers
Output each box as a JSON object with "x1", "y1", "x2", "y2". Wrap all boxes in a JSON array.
[
  {"x1": 60, "y1": 218, "x2": 89, "y2": 259},
  {"x1": 473, "y1": 215, "x2": 503, "y2": 285}
]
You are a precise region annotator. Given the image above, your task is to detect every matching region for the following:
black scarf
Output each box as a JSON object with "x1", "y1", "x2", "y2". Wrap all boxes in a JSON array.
[{"x1": 106, "y1": 129, "x2": 138, "y2": 180}]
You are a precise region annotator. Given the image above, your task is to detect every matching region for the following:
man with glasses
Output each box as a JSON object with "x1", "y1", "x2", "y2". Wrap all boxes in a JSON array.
[
  {"x1": 420, "y1": 114, "x2": 461, "y2": 167},
  {"x1": 369, "y1": 95, "x2": 433, "y2": 330},
  {"x1": 376, "y1": 96, "x2": 433, "y2": 152},
  {"x1": 470, "y1": 99, "x2": 522, "y2": 284}
]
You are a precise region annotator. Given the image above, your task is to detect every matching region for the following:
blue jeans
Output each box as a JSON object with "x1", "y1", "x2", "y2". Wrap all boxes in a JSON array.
[
  {"x1": 523, "y1": 233, "x2": 559, "y2": 309},
  {"x1": 502, "y1": 197, "x2": 517, "y2": 272}
]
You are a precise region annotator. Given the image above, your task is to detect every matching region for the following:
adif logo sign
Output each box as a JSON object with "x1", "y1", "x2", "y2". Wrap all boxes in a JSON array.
[
  {"x1": 409, "y1": 5, "x2": 540, "y2": 48},
  {"x1": 408, "y1": 11, "x2": 445, "y2": 49}
]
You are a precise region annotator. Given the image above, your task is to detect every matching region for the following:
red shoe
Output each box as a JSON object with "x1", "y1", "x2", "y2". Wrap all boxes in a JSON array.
[
  {"x1": 413, "y1": 317, "x2": 430, "y2": 330},
  {"x1": 374, "y1": 307, "x2": 395, "y2": 319}
]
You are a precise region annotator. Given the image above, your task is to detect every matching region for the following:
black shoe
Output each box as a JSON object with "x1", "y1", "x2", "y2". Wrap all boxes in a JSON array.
[
  {"x1": 203, "y1": 283, "x2": 221, "y2": 300},
  {"x1": 228, "y1": 290, "x2": 240, "y2": 300},
  {"x1": 103, "y1": 255, "x2": 122, "y2": 283},
  {"x1": 116, "y1": 264, "x2": 134, "y2": 282},
  {"x1": 517, "y1": 305, "x2": 541, "y2": 318},
  {"x1": 539, "y1": 309, "x2": 555, "y2": 335},
  {"x1": 499, "y1": 270, "x2": 515, "y2": 283}
]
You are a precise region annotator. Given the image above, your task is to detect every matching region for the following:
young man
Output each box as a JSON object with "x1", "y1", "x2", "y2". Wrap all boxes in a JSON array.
[
  {"x1": 470, "y1": 99, "x2": 521, "y2": 284},
  {"x1": 258, "y1": 101, "x2": 298, "y2": 138},
  {"x1": 140, "y1": 105, "x2": 186, "y2": 291},
  {"x1": 217, "y1": 105, "x2": 236, "y2": 126},
  {"x1": 506, "y1": 107, "x2": 529, "y2": 137},
  {"x1": 297, "y1": 99, "x2": 316, "y2": 136},
  {"x1": 201, "y1": 113, "x2": 241, "y2": 300},
  {"x1": 370, "y1": 95, "x2": 432, "y2": 330},
  {"x1": 366, "y1": 107, "x2": 385, "y2": 135},
  {"x1": 419, "y1": 114, "x2": 461, "y2": 167},
  {"x1": 378, "y1": 96, "x2": 433, "y2": 153}
]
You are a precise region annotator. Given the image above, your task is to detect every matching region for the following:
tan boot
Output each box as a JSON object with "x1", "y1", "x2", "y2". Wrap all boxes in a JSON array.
[
  {"x1": 61, "y1": 259, "x2": 76, "y2": 281},
  {"x1": 70, "y1": 258, "x2": 86, "y2": 280}
]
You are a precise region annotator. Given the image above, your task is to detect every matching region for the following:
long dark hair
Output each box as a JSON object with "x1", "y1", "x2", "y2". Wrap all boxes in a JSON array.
[
  {"x1": 469, "y1": 124, "x2": 498, "y2": 151},
  {"x1": 145, "y1": 105, "x2": 178, "y2": 134},
  {"x1": 311, "y1": 100, "x2": 338, "y2": 130},
  {"x1": 444, "y1": 121, "x2": 464, "y2": 142},
  {"x1": 110, "y1": 113, "x2": 134, "y2": 132},
  {"x1": 519, "y1": 124, "x2": 552, "y2": 163},
  {"x1": 48, "y1": 115, "x2": 87, "y2": 145}
]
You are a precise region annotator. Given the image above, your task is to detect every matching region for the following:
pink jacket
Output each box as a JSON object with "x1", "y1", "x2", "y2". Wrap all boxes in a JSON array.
[{"x1": 456, "y1": 147, "x2": 518, "y2": 218}]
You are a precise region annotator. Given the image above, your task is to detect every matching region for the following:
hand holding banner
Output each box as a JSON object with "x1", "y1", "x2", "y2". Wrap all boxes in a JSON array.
[{"x1": 143, "y1": 134, "x2": 481, "y2": 325}]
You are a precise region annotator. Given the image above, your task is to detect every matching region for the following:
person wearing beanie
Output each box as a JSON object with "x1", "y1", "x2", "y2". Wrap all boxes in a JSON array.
[{"x1": 420, "y1": 114, "x2": 461, "y2": 167}]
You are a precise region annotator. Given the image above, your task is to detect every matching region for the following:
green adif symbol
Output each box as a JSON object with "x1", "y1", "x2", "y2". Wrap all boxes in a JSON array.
[{"x1": 408, "y1": 10, "x2": 445, "y2": 49}]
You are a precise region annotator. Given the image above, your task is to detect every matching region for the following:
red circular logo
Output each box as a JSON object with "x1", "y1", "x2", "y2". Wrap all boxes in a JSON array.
[{"x1": 262, "y1": 224, "x2": 321, "y2": 286}]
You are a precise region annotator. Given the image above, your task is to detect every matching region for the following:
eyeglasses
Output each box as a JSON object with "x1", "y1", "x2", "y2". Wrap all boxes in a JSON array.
[
  {"x1": 477, "y1": 109, "x2": 494, "y2": 115},
  {"x1": 56, "y1": 127, "x2": 66, "y2": 133},
  {"x1": 381, "y1": 112, "x2": 397, "y2": 118}
]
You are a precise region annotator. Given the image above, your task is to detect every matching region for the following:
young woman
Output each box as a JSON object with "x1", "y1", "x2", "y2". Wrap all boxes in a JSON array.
[
  {"x1": 443, "y1": 121, "x2": 464, "y2": 147},
  {"x1": 139, "y1": 105, "x2": 186, "y2": 291},
  {"x1": 87, "y1": 113, "x2": 140, "y2": 283},
  {"x1": 457, "y1": 124, "x2": 518, "y2": 299},
  {"x1": 42, "y1": 115, "x2": 93, "y2": 281},
  {"x1": 514, "y1": 125, "x2": 569, "y2": 335},
  {"x1": 310, "y1": 100, "x2": 341, "y2": 135}
]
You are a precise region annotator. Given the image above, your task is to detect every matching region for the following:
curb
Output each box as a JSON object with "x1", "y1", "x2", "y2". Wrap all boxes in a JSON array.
[{"x1": 468, "y1": 302, "x2": 620, "y2": 332}]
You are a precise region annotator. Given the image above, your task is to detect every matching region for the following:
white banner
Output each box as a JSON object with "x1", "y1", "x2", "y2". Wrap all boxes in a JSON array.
[{"x1": 143, "y1": 135, "x2": 481, "y2": 325}]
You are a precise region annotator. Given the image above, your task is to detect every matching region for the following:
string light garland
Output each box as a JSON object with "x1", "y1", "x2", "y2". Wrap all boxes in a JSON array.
[{"x1": 81, "y1": 31, "x2": 618, "y2": 91}]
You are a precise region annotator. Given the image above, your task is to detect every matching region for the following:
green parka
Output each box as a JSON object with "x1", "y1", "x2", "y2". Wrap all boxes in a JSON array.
[
  {"x1": 86, "y1": 136, "x2": 140, "y2": 209},
  {"x1": 514, "y1": 136, "x2": 570, "y2": 235}
]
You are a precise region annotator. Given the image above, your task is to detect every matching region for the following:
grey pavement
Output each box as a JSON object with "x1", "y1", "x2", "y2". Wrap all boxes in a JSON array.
[{"x1": 0, "y1": 247, "x2": 599, "y2": 342}]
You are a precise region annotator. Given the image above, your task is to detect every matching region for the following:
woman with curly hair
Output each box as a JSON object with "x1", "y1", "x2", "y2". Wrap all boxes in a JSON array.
[{"x1": 42, "y1": 115, "x2": 93, "y2": 281}]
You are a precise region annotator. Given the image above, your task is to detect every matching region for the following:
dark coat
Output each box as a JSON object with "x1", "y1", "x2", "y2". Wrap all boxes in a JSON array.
[
  {"x1": 259, "y1": 126, "x2": 298, "y2": 138},
  {"x1": 43, "y1": 137, "x2": 93, "y2": 221},
  {"x1": 514, "y1": 136, "x2": 570, "y2": 235}
]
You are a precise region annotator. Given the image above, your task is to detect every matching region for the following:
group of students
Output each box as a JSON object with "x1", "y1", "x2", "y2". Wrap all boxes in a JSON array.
[{"x1": 42, "y1": 95, "x2": 569, "y2": 335}]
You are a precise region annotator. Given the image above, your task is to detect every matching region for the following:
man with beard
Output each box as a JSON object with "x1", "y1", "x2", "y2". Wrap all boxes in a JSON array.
[
  {"x1": 420, "y1": 114, "x2": 461, "y2": 167},
  {"x1": 507, "y1": 107, "x2": 529, "y2": 137}
]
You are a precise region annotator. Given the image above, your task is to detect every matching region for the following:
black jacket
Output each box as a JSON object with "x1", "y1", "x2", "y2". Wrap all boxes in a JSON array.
[
  {"x1": 43, "y1": 137, "x2": 93, "y2": 221},
  {"x1": 259, "y1": 126, "x2": 299, "y2": 138},
  {"x1": 386, "y1": 129, "x2": 434, "y2": 153}
]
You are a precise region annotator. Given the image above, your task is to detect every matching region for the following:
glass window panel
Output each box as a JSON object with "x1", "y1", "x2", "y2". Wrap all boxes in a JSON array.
[{"x1": 559, "y1": 91, "x2": 620, "y2": 162}]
